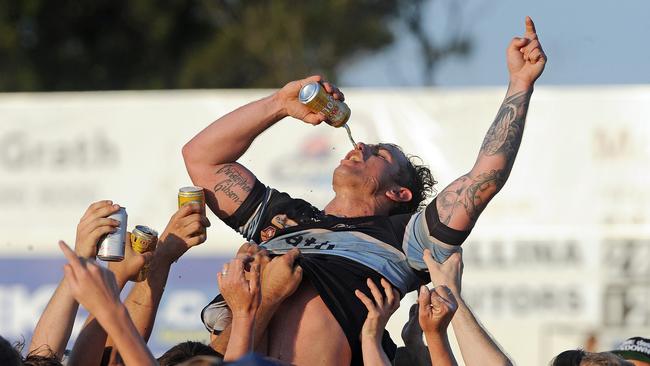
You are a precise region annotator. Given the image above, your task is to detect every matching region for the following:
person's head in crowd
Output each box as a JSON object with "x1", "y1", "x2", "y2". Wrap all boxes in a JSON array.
[
  {"x1": 158, "y1": 341, "x2": 222, "y2": 366},
  {"x1": 333, "y1": 142, "x2": 436, "y2": 215},
  {"x1": 551, "y1": 349, "x2": 634, "y2": 366},
  {"x1": 22, "y1": 353, "x2": 63, "y2": 366},
  {"x1": 0, "y1": 336, "x2": 22, "y2": 366},
  {"x1": 20, "y1": 344, "x2": 61, "y2": 366},
  {"x1": 611, "y1": 337, "x2": 650, "y2": 366},
  {"x1": 178, "y1": 355, "x2": 223, "y2": 366}
]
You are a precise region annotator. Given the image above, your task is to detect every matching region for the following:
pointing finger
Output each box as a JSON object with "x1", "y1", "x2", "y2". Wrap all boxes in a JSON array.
[
  {"x1": 59, "y1": 240, "x2": 83, "y2": 271},
  {"x1": 525, "y1": 16, "x2": 536, "y2": 35}
]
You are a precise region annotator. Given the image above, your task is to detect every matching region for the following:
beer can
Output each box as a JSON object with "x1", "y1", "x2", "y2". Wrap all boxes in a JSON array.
[
  {"x1": 131, "y1": 225, "x2": 158, "y2": 282},
  {"x1": 178, "y1": 186, "x2": 205, "y2": 209},
  {"x1": 298, "y1": 81, "x2": 351, "y2": 127},
  {"x1": 97, "y1": 207, "x2": 127, "y2": 262}
]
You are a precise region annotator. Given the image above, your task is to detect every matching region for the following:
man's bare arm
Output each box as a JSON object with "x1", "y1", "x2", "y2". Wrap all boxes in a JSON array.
[
  {"x1": 60, "y1": 241, "x2": 156, "y2": 366},
  {"x1": 182, "y1": 75, "x2": 341, "y2": 218},
  {"x1": 435, "y1": 17, "x2": 546, "y2": 231},
  {"x1": 29, "y1": 201, "x2": 121, "y2": 359},
  {"x1": 102, "y1": 204, "x2": 210, "y2": 365},
  {"x1": 424, "y1": 250, "x2": 513, "y2": 366}
]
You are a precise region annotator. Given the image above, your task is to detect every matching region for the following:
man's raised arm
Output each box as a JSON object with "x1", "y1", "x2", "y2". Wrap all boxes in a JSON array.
[
  {"x1": 435, "y1": 16, "x2": 546, "y2": 231},
  {"x1": 182, "y1": 75, "x2": 342, "y2": 218}
]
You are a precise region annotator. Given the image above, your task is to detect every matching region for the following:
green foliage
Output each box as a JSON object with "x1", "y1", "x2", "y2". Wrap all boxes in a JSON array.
[{"x1": 0, "y1": 0, "x2": 413, "y2": 91}]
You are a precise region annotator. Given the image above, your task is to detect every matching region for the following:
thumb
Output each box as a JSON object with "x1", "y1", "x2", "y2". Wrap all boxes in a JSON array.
[
  {"x1": 141, "y1": 251, "x2": 154, "y2": 265},
  {"x1": 418, "y1": 285, "x2": 430, "y2": 308},
  {"x1": 509, "y1": 37, "x2": 530, "y2": 50},
  {"x1": 422, "y1": 249, "x2": 440, "y2": 273}
]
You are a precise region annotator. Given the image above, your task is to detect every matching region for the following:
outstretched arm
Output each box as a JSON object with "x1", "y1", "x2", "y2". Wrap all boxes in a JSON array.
[
  {"x1": 59, "y1": 241, "x2": 156, "y2": 366},
  {"x1": 182, "y1": 75, "x2": 342, "y2": 218},
  {"x1": 67, "y1": 232, "x2": 152, "y2": 366},
  {"x1": 436, "y1": 16, "x2": 546, "y2": 231},
  {"x1": 28, "y1": 201, "x2": 120, "y2": 359},
  {"x1": 355, "y1": 278, "x2": 400, "y2": 366},
  {"x1": 424, "y1": 250, "x2": 513, "y2": 366},
  {"x1": 218, "y1": 257, "x2": 261, "y2": 361},
  {"x1": 418, "y1": 285, "x2": 458, "y2": 366}
]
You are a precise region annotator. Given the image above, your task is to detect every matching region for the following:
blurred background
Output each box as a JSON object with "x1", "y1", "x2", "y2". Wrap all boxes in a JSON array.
[{"x1": 1, "y1": 1, "x2": 649, "y2": 365}]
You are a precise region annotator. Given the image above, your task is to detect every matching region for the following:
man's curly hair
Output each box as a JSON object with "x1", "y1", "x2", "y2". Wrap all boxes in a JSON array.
[{"x1": 386, "y1": 144, "x2": 437, "y2": 215}]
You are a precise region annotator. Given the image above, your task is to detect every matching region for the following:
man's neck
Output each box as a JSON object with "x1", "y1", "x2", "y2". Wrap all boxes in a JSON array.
[{"x1": 323, "y1": 193, "x2": 389, "y2": 218}]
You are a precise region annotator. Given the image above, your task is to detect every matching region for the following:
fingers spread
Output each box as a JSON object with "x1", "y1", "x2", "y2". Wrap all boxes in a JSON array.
[
  {"x1": 380, "y1": 278, "x2": 395, "y2": 305},
  {"x1": 355, "y1": 289, "x2": 376, "y2": 311},
  {"x1": 366, "y1": 278, "x2": 384, "y2": 306}
]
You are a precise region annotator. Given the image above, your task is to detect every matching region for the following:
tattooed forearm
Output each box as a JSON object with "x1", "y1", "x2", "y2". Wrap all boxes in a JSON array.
[
  {"x1": 213, "y1": 165, "x2": 253, "y2": 205},
  {"x1": 435, "y1": 89, "x2": 532, "y2": 229},
  {"x1": 480, "y1": 89, "x2": 532, "y2": 173},
  {"x1": 438, "y1": 169, "x2": 506, "y2": 225}
]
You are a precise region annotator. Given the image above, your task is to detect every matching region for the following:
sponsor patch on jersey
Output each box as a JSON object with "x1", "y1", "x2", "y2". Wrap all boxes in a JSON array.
[
  {"x1": 271, "y1": 214, "x2": 298, "y2": 229},
  {"x1": 260, "y1": 226, "x2": 277, "y2": 242}
]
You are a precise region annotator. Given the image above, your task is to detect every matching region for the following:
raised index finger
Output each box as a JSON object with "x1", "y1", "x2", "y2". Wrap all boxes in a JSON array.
[
  {"x1": 59, "y1": 240, "x2": 82, "y2": 270},
  {"x1": 525, "y1": 16, "x2": 536, "y2": 35}
]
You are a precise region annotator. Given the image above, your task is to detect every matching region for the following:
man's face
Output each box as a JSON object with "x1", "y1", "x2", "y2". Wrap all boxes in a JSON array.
[{"x1": 333, "y1": 142, "x2": 409, "y2": 198}]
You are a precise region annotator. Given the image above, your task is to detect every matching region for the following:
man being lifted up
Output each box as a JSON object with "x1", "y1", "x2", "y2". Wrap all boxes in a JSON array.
[{"x1": 183, "y1": 17, "x2": 546, "y2": 366}]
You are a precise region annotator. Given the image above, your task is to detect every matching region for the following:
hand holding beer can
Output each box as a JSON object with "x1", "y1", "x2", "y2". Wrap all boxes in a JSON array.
[
  {"x1": 97, "y1": 207, "x2": 127, "y2": 262},
  {"x1": 130, "y1": 225, "x2": 158, "y2": 282},
  {"x1": 298, "y1": 81, "x2": 351, "y2": 128},
  {"x1": 178, "y1": 186, "x2": 205, "y2": 209}
]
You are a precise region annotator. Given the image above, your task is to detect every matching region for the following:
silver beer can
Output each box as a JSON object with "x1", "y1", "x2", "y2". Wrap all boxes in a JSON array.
[{"x1": 97, "y1": 207, "x2": 127, "y2": 261}]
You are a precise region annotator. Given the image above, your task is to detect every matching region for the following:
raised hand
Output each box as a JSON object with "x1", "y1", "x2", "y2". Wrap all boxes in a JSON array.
[
  {"x1": 218, "y1": 258, "x2": 261, "y2": 318},
  {"x1": 418, "y1": 285, "x2": 458, "y2": 334},
  {"x1": 507, "y1": 16, "x2": 547, "y2": 87},
  {"x1": 75, "y1": 200, "x2": 121, "y2": 259},
  {"x1": 59, "y1": 241, "x2": 121, "y2": 319},
  {"x1": 157, "y1": 203, "x2": 211, "y2": 264},
  {"x1": 423, "y1": 249, "x2": 463, "y2": 298},
  {"x1": 274, "y1": 75, "x2": 345, "y2": 125},
  {"x1": 261, "y1": 249, "x2": 303, "y2": 306},
  {"x1": 108, "y1": 233, "x2": 154, "y2": 285},
  {"x1": 355, "y1": 278, "x2": 400, "y2": 342}
]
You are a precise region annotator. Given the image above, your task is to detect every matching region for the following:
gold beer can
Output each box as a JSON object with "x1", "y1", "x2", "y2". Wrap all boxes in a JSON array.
[
  {"x1": 178, "y1": 186, "x2": 205, "y2": 209},
  {"x1": 130, "y1": 225, "x2": 158, "y2": 282},
  {"x1": 298, "y1": 81, "x2": 351, "y2": 127}
]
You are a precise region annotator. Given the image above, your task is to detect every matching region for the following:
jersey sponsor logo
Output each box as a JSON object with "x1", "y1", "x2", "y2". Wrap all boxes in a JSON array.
[
  {"x1": 271, "y1": 214, "x2": 298, "y2": 229},
  {"x1": 260, "y1": 226, "x2": 277, "y2": 242}
]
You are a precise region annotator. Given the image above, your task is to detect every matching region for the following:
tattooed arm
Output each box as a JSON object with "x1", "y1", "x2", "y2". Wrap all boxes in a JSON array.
[
  {"x1": 182, "y1": 76, "x2": 343, "y2": 218},
  {"x1": 435, "y1": 17, "x2": 547, "y2": 231}
]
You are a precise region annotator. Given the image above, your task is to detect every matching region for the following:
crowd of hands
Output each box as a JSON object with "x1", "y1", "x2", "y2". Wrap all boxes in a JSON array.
[{"x1": 4, "y1": 199, "x2": 512, "y2": 366}]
